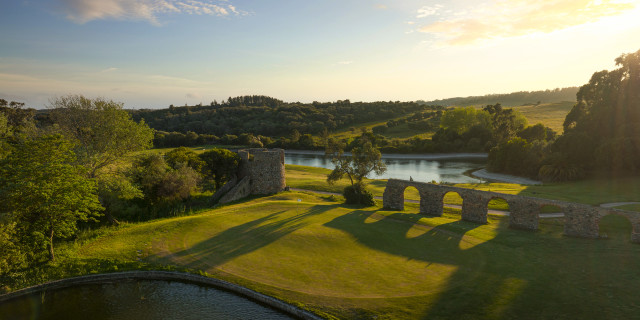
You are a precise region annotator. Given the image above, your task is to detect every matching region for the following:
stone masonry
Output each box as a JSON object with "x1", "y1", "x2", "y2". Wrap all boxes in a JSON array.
[
  {"x1": 383, "y1": 179, "x2": 640, "y2": 243},
  {"x1": 215, "y1": 148, "x2": 286, "y2": 204}
]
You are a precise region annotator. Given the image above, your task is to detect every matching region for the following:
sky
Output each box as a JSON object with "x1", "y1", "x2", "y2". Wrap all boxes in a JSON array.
[{"x1": 1, "y1": 0, "x2": 640, "y2": 109}]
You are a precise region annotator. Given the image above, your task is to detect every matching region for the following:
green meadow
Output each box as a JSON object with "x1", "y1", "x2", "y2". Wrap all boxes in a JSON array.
[
  {"x1": 6, "y1": 164, "x2": 640, "y2": 319},
  {"x1": 53, "y1": 192, "x2": 640, "y2": 319}
]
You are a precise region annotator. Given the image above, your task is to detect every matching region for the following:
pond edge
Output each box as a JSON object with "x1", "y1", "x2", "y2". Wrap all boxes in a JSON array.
[{"x1": 0, "y1": 270, "x2": 325, "y2": 320}]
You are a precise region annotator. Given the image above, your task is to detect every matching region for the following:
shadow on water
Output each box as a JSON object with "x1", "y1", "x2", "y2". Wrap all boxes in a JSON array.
[
  {"x1": 324, "y1": 209, "x2": 640, "y2": 319},
  {"x1": 165, "y1": 204, "x2": 337, "y2": 268}
]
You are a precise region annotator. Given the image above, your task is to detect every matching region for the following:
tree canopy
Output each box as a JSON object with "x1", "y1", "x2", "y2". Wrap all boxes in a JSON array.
[
  {"x1": 559, "y1": 48, "x2": 640, "y2": 174},
  {"x1": 48, "y1": 95, "x2": 154, "y2": 178},
  {"x1": 0, "y1": 135, "x2": 103, "y2": 261},
  {"x1": 327, "y1": 133, "x2": 386, "y2": 205}
]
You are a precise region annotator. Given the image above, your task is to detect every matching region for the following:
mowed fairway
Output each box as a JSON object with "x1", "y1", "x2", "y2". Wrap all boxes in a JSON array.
[{"x1": 77, "y1": 192, "x2": 640, "y2": 319}]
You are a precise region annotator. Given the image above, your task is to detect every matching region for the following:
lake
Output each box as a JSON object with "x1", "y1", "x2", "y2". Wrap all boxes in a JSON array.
[{"x1": 285, "y1": 151, "x2": 488, "y2": 184}]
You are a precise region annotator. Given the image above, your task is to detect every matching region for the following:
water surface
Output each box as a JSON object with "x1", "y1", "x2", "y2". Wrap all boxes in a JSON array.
[
  {"x1": 285, "y1": 151, "x2": 487, "y2": 184},
  {"x1": 0, "y1": 280, "x2": 294, "y2": 320}
]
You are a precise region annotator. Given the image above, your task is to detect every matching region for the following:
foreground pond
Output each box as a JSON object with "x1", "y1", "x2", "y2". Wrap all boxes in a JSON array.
[
  {"x1": 285, "y1": 151, "x2": 487, "y2": 184},
  {"x1": 0, "y1": 280, "x2": 294, "y2": 320}
]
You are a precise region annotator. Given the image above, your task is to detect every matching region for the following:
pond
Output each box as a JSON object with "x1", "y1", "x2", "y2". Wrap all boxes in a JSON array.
[
  {"x1": 0, "y1": 280, "x2": 295, "y2": 320},
  {"x1": 285, "y1": 151, "x2": 487, "y2": 184}
]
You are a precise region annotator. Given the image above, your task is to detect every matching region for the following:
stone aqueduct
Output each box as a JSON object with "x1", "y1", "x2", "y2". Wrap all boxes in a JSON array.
[{"x1": 383, "y1": 179, "x2": 640, "y2": 243}]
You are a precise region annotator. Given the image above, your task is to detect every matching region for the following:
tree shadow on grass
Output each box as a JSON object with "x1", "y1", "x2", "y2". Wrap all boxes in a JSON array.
[
  {"x1": 161, "y1": 204, "x2": 338, "y2": 269},
  {"x1": 324, "y1": 210, "x2": 484, "y2": 267},
  {"x1": 325, "y1": 209, "x2": 640, "y2": 319}
]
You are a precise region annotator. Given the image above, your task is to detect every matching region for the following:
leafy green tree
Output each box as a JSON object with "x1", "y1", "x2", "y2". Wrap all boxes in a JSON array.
[
  {"x1": 0, "y1": 135, "x2": 103, "y2": 261},
  {"x1": 165, "y1": 147, "x2": 205, "y2": 171},
  {"x1": 483, "y1": 104, "x2": 528, "y2": 144},
  {"x1": 440, "y1": 107, "x2": 491, "y2": 134},
  {"x1": 48, "y1": 95, "x2": 154, "y2": 178},
  {"x1": 558, "y1": 48, "x2": 640, "y2": 175},
  {"x1": 199, "y1": 148, "x2": 241, "y2": 190},
  {"x1": 488, "y1": 137, "x2": 543, "y2": 177},
  {"x1": 516, "y1": 124, "x2": 556, "y2": 146},
  {"x1": 129, "y1": 154, "x2": 200, "y2": 204},
  {"x1": 326, "y1": 134, "x2": 386, "y2": 205},
  {"x1": 0, "y1": 113, "x2": 10, "y2": 160}
]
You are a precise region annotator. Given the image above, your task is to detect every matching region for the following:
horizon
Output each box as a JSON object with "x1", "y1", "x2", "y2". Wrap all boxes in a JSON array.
[{"x1": 1, "y1": 0, "x2": 639, "y2": 109}]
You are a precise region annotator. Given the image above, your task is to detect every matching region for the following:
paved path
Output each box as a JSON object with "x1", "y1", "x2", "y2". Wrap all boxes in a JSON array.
[
  {"x1": 290, "y1": 188, "x2": 565, "y2": 218},
  {"x1": 600, "y1": 202, "x2": 640, "y2": 208}
]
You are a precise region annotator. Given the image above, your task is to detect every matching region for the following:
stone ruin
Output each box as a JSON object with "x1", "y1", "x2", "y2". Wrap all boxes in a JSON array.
[
  {"x1": 383, "y1": 179, "x2": 640, "y2": 243},
  {"x1": 213, "y1": 148, "x2": 286, "y2": 204}
]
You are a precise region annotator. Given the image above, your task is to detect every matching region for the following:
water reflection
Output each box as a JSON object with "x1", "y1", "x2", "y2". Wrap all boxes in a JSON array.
[
  {"x1": 285, "y1": 152, "x2": 486, "y2": 184},
  {"x1": 0, "y1": 281, "x2": 294, "y2": 320}
]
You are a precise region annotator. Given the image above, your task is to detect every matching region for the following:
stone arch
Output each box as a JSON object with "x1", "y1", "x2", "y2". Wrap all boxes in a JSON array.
[
  {"x1": 539, "y1": 204, "x2": 563, "y2": 214},
  {"x1": 597, "y1": 212, "x2": 634, "y2": 241},
  {"x1": 442, "y1": 191, "x2": 464, "y2": 215},
  {"x1": 402, "y1": 185, "x2": 421, "y2": 212},
  {"x1": 487, "y1": 196, "x2": 510, "y2": 213}
]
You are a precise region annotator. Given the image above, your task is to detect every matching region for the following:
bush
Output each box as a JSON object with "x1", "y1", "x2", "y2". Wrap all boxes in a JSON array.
[{"x1": 343, "y1": 185, "x2": 376, "y2": 206}]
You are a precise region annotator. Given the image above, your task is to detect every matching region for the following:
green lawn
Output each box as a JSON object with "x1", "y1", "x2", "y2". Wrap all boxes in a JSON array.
[{"x1": 55, "y1": 192, "x2": 640, "y2": 319}]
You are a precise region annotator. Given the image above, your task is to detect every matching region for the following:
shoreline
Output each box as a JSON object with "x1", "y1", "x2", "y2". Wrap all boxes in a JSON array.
[
  {"x1": 471, "y1": 168, "x2": 542, "y2": 185},
  {"x1": 285, "y1": 149, "x2": 488, "y2": 160}
]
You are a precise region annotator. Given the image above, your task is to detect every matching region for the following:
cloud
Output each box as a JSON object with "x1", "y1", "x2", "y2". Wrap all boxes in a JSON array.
[
  {"x1": 375, "y1": 4, "x2": 387, "y2": 10},
  {"x1": 337, "y1": 61, "x2": 353, "y2": 65},
  {"x1": 58, "y1": 0, "x2": 246, "y2": 25},
  {"x1": 417, "y1": 5, "x2": 443, "y2": 18},
  {"x1": 186, "y1": 92, "x2": 201, "y2": 99},
  {"x1": 418, "y1": 0, "x2": 638, "y2": 45},
  {"x1": 99, "y1": 67, "x2": 118, "y2": 73}
]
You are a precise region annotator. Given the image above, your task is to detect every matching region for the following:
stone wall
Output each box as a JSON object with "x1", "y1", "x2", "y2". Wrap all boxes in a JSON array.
[
  {"x1": 238, "y1": 148, "x2": 286, "y2": 195},
  {"x1": 383, "y1": 179, "x2": 640, "y2": 243},
  {"x1": 215, "y1": 149, "x2": 286, "y2": 204}
]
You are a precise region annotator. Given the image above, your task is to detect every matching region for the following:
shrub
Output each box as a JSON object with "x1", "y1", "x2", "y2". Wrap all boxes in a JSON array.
[{"x1": 343, "y1": 185, "x2": 376, "y2": 206}]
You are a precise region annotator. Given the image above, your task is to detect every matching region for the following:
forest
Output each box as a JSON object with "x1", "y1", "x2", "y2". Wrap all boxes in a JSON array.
[{"x1": 129, "y1": 97, "x2": 430, "y2": 137}]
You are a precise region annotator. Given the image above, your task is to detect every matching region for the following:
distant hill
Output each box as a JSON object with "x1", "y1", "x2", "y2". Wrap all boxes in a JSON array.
[{"x1": 418, "y1": 87, "x2": 578, "y2": 107}]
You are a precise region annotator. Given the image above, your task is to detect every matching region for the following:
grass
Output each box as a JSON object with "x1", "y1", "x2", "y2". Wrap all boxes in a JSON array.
[
  {"x1": 11, "y1": 191, "x2": 640, "y2": 320},
  {"x1": 512, "y1": 101, "x2": 574, "y2": 133},
  {"x1": 616, "y1": 204, "x2": 640, "y2": 212}
]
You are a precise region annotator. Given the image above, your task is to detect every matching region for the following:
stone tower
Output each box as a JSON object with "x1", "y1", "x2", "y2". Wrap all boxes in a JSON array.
[{"x1": 237, "y1": 148, "x2": 286, "y2": 194}]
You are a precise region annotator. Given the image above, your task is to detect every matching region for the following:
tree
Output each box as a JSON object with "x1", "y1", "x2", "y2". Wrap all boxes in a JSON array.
[
  {"x1": 517, "y1": 123, "x2": 556, "y2": 142},
  {"x1": 48, "y1": 95, "x2": 154, "y2": 178},
  {"x1": 199, "y1": 148, "x2": 241, "y2": 190},
  {"x1": 326, "y1": 134, "x2": 386, "y2": 205},
  {"x1": 0, "y1": 135, "x2": 102, "y2": 261},
  {"x1": 555, "y1": 48, "x2": 640, "y2": 176},
  {"x1": 483, "y1": 103, "x2": 528, "y2": 145},
  {"x1": 129, "y1": 154, "x2": 200, "y2": 204},
  {"x1": 440, "y1": 107, "x2": 491, "y2": 134},
  {"x1": 165, "y1": 146, "x2": 205, "y2": 171}
]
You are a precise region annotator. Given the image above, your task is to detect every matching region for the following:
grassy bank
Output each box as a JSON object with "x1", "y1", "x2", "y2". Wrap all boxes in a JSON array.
[{"x1": 6, "y1": 191, "x2": 639, "y2": 319}]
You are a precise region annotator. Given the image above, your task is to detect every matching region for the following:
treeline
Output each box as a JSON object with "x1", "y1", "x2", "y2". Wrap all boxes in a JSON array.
[
  {"x1": 130, "y1": 98, "x2": 429, "y2": 137},
  {"x1": 488, "y1": 49, "x2": 640, "y2": 181},
  {"x1": 420, "y1": 87, "x2": 578, "y2": 107}
]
